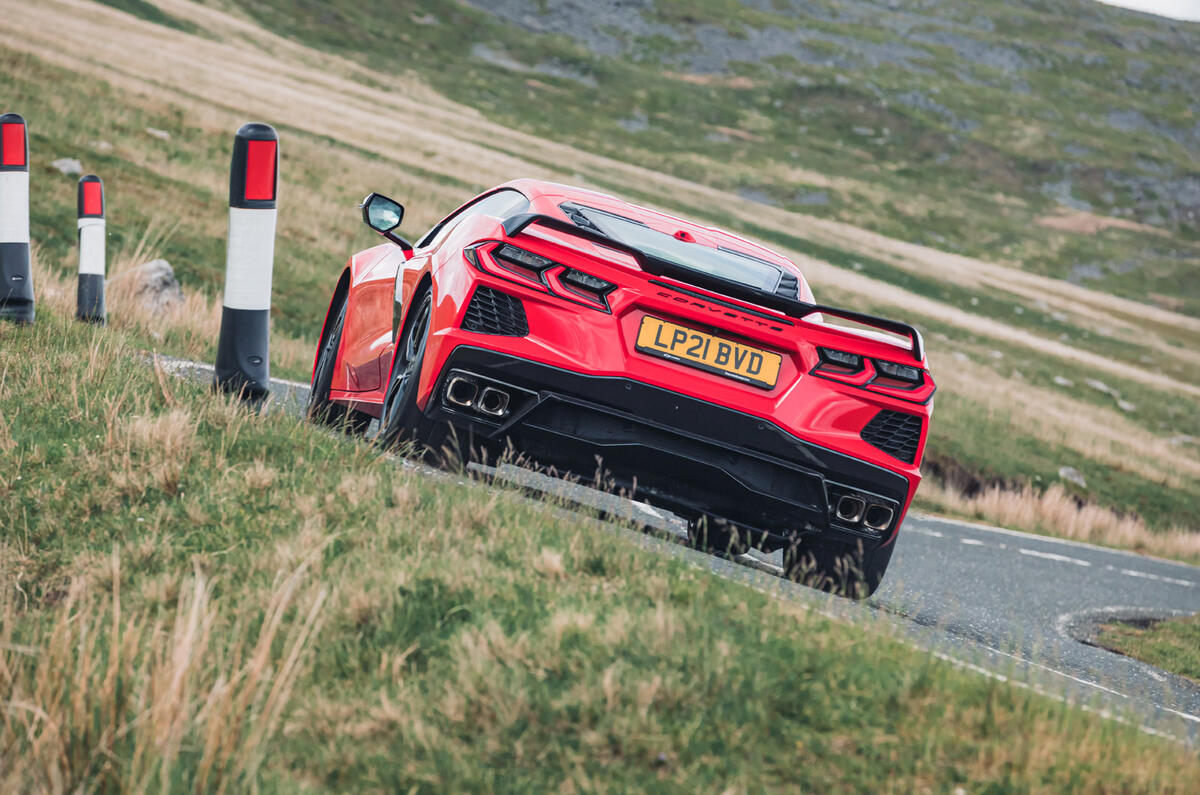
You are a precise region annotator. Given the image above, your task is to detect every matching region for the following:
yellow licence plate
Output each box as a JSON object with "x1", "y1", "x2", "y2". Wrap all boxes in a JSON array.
[{"x1": 635, "y1": 316, "x2": 782, "y2": 390}]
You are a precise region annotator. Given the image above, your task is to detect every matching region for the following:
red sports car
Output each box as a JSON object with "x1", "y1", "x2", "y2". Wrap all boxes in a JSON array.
[{"x1": 307, "y1": 180, "x2": 934, "y2": 597}]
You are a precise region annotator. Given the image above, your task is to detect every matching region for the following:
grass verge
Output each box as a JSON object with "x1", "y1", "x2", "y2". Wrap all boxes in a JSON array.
[
  {"x1": 2, "y1": 308, "x2": 1198, "y2": 790},
  {"x1": 1096, "y1": 615, "x2": 1200, "y2": 685}
]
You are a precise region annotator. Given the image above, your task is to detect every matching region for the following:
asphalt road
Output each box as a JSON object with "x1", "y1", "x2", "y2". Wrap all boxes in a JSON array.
[{"x1": 164, "y1": 357, "x2": 1200, "y2": 744}]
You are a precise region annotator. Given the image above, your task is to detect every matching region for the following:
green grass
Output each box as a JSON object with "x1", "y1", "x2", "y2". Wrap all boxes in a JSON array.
[
  {"x1": 2, "y1": 307, "x2": 1198, "y2": 791},
  {"x1": 1096, "y1": 614, "x2": 1200, "y2": 684},
  {"x1": 94, "y1": 0, "x2": 196, "y2": 32}
]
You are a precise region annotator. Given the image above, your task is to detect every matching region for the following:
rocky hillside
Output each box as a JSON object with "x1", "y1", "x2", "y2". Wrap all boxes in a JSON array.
[{"x1": 223, "y1": 0, "x2": 1200, "y2": 314}]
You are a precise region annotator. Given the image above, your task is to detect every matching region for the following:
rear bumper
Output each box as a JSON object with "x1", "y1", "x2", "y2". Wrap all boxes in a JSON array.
[{"x1": 426, "y1": 345, "x2": 911, "y2": 550}]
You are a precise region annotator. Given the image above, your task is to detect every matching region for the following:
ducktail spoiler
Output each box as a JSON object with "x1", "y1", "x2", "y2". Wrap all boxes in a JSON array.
[{"x1": 502, "y1": 212, "x2": 925, "y2": 362}]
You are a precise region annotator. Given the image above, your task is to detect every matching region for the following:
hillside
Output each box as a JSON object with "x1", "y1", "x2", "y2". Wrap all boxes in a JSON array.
[
  {"x1": 2, "y1": 0, "x2": 1197, "y2": 555},
  {"x1": 220, "y1": 0, "x2": 1200, "y2": 317}
]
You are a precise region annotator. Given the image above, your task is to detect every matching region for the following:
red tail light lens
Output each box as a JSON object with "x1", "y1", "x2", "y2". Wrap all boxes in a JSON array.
[
  {"x1": 816, "y1": 347, "x2": 864, "y2": 373},
  {"x1": 468, "y1": 243, "x2": 615, "y2": 311}
]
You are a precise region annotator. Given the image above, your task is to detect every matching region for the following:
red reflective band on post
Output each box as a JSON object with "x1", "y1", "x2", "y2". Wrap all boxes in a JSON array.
[
  {"x1": 82, "y1": 181, "x2": 103, "y2": 216},
  {"x1": 243, "y1": 139, "x2": 276, "y2": 202},
  {"x1": 1, "y1": 123, "x2": 25, "y2": 167}
]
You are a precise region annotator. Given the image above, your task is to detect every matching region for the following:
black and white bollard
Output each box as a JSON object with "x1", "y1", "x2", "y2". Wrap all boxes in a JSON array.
[
  {"x1": 0, "y1": 113, "x2": 33, "y2": 324},
  {"x1": 76, "y1": 175, "x2": 106, "y2": 324},
  {"x1": 214, "y1": 123, "x2": 278, "y2": 401}
]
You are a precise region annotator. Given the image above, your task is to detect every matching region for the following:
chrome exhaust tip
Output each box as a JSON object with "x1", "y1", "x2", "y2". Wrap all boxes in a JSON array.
[
  {"x1": 477, "y1": 386, "x2": 510, "y2": 417},
  {"x1": 864, "y1": 504, "x2": 894, "y2": 532},
  {"x1": 835, "y1": 495, "x2": 866, "y2": 524},
  {"x1": 446, "y1": 375, "x2": 478, "y2": 409}
]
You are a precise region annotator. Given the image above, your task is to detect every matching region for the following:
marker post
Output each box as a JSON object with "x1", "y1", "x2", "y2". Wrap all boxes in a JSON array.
[
  {"x1": 76, "y1": 175, "x2": 106, "y2": 324},
  {"x1": 0, "y1": 113, "x2": 33, "y2": 324},
  {"x1": 214, "y1": 123, "x2": 278, "y2": 400}
]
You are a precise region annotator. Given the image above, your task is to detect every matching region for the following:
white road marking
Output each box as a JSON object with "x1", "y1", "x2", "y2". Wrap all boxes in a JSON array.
[
  {"x1": 929, "y1": 651, "x2": 1178, "y2": 742},
  {"x1": 982, "y1": 643, "x2": 1128, "y2": 699},
  {"x1": 1019, "y1": 548, "x2": 1092, "y2": 567},
  {"x1": 1119, "y1": 568, "x2": 1197, "y2": 588},
  {"x1": 960, "y1": 538, "x2": 985, "y2": 546},
  {"x1": 910, "y1": 527, "x2": 944, "y2": 538},
  {"x1": 911, "y1": 512, "x2": 1200, "y2": 572}
]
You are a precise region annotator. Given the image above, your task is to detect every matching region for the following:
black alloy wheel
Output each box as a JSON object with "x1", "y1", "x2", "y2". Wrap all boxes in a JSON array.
[{"x1": 377, "y1": 288, "x2": 439, "y2": 453}]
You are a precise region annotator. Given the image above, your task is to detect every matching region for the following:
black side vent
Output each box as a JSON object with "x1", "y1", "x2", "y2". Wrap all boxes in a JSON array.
[
  {"x1": 462, "y1": 286, "x2": 529, "y2": 336},
  {"x1": 777, "y1": 272, "x2": 799, "y2": 300},
  {"x1": 860, "y1": 410, "x2": 923, "y2": 464}
]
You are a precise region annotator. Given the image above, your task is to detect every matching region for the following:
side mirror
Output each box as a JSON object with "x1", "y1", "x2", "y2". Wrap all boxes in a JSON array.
[{"x1": 360, "y1": 193, "x2": 413, "y2": 252}]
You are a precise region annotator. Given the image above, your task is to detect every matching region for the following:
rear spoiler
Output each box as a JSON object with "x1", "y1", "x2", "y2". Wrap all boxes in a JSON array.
[{"x1": 502, "y1": 212, "x2": 925, "y2": 361}]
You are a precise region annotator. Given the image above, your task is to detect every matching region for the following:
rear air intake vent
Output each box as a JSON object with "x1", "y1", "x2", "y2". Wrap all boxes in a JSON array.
[
  {"x1": 860, "y1": 409, "x2": 923, "y2": 464},
  {"x1": 462, "y1": 286, "x2": 528, "y2": 336},
  {"x1": 777, "y1": 272, "x2": 799, "y2": 300}
]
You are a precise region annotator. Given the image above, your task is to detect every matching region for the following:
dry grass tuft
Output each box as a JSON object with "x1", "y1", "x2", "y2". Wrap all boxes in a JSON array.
[
  {"x1": 0, "y1": 553, "x2": 327, "y2": 793},
  {"x1": 921, "y1": 479, "x2": 1200, "y2": 562},
  {"x1": 118, "y1": 408, "x2": 198, "y2": 495},
  {"x1": 532, "y1": 547, "x2": 566, "y2": 580}
]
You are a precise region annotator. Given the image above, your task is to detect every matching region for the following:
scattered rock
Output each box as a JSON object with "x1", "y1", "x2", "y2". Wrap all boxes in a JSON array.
[
  {"x1": 1116, "y1": 399, "x2": 1136, "y2": 413},
  {"x1": 1058, "y1": 466, "x2": 1087, "y2": 489},
  {"x1": 1085, "y1": 378, "x2": 1114, "y2": 396},
  {"x1": 951, "y1": 351, "x2": 970, "y2": 362},
  {"x1": 617, "y1": 111, "x2": 650, "y2": 133},
  {"x1": 989, "y1": 350, "x2": 1004, "y2": 359},
  {"x1": 795, "y1": 190, "x2": 829, "y2": 206},
  {"x1": 111, "y1": 259, "x2": 183, "y2": 315},
  {"x1": 50, "y1": 158, "x2": 83, "y2": 176},
  {"x1": 91, "y1": 140, "x2": 114, "y2": 153},
  {"x1": 145, "y1": 127, "x2": 172, "y2": 140},
  {"x1": 969, "y1": 297, "x2": 979, "y2": 306},
  {"x1": 1052, "y1": 375, "x2": 1074, "y2": 387}
]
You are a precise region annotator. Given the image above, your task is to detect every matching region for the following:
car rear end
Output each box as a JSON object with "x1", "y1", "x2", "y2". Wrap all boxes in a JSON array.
[{"x1": 417, "y1": 202, "x2": 934, "y2": 555}]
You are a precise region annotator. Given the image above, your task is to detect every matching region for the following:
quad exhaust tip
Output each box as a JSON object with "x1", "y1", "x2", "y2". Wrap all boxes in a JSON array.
[
  {"x1": 442, "y1": 371, "x2": 516, "y2": 419},
  {"x1": 835, "y1": 495, "x2": 866, "y2": 524},
  {"x1": 864, "y1": 504, "x2": 894, "y2": 532},
  {"x1": 446, "y1": 375, "x2": 478, "y2": 408},
  {"x1": 477, "y1": 387, "x2": 510, "y2": 417}
]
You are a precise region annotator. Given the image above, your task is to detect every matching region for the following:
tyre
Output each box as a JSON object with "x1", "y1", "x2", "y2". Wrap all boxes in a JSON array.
[
  {"x1": 308, "y1": 291, "x2": 372, "y2": 435},
  {"x1": 377, "y1": 287, "x2": 441, "y2": 455},
  {"x1": 783, "y1": 537, "x2": 895, "y2": 600},
  {"x1": 686, "y1": 516, "x2": 751, "y2": 557}
]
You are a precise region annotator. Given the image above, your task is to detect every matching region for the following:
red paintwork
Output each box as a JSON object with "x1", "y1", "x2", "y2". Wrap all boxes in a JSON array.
[{"x1": 314, "y1": 179, "x2": 935, "y2": 539}]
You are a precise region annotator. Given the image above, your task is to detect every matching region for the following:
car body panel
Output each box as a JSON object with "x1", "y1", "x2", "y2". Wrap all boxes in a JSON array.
[{"x1": 313, "y1": 179, "x2": 934, "y2": 546}]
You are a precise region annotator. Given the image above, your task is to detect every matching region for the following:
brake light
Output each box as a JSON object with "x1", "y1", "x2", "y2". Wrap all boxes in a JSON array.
[
  {"x1": 467, "y1": 243, "x2": 615, "y2": 311},
  {"x1": 810, "y1": 347, "x2": 934, "y2": 403},
  {"x1": 494, "y1": 244, "x2": 556, "y2": 280},
  {"x1": 816, "y1": 347, "x2": 864, "y2": 373},
  {"x1": 873, "y1": 358, "x2": 924, "y2": 388}
]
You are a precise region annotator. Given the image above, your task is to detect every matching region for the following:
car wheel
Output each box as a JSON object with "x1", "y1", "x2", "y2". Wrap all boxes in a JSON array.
[
  {"x1": 377, "y1": 288, "x2": 439, "y2": 454},
  {"x1": 783, "y1": 537, "x2": 894, "y2": 599},
  {"x1": 687, "y1": 516, "x2": 751, "y2": 557},
  {"x1": 307, "y1": 291, "x2": 372, "y2": 435}
]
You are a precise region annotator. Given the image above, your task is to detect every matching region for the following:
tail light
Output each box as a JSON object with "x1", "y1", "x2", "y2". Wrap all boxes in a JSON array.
[
  {"x1": 812, "y1": 347, "x2": 934, "y2": 404},
  {"x1": 467, "y1": 243, "x2": 615, "y2": 312}
]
